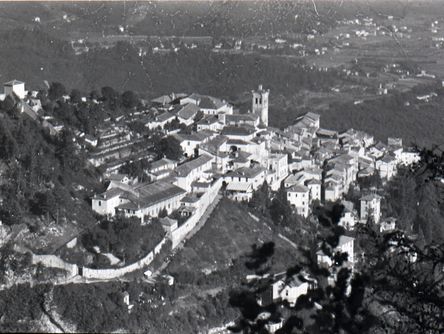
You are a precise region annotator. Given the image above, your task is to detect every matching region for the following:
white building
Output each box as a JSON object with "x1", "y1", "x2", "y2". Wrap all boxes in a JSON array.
[
  {"x1": 287, "y1": 184, "x2": 310, "y2": 217},
  {"x1": 400, "y1": 149, "x2": 421, "y2": 166},
  {"x1": 376, "y1": 154, "x2": 397, "y2": 180},
  {"x1": 360, "y1": 193, "x2": 382, "y2": 224},
  {"x1": 174, "y1": 154, "x2": 214, "y2": 192},
  {"x1": 306, "y1": 179, "x2": 321, "y2": 202},
  {"x1": 317, "y1": 235, "x2": 355, "y2": 267},
  {"x1": 4, "y1": 80, "x2": 26, "y2": 100},
  {"x1": 225, "y1": 166, "x2": 267, "y2": 192}
]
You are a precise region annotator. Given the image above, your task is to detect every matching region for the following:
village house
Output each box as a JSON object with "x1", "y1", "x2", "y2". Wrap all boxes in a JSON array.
[
  {"x1": 148, "y1": 158, "x2": 178, "y2": 181},
  {"x1": 287, "y1": 184, "x2": 310, "y2": 217},
  {"x1": 400, "y1": 148, "x2": 421, "y2": 166},
  {"x1": 360, "y1": 193, "x2": 382, "y2": 224},
  {"x1": 4, "y1": 80, "x2": 26, "y2": 100},
  {"x1": 176, "y1": 103, "x2": 200, "y2": 126},
  {"x1": 173, "y1": 133, "x2": 204, "y2": 157},
  {"x1": 145, "y1": 111, "x2": 176, "y2": 130},
  {"x1": 317, "y1": 235, "x2": 355, "y2": 268},
  {"x1": 265, "y1": 153, "x2": 289, "y2": 191},
  {"x1": 92, "y1": 180, "x2": 186, "y2": 220},
  {"x1": 196, "y1": 115, "x2": 223, "y2": 132},
  {"x1": 338, "y1": 201, "x2": 358, "y2": 230},
  {"x1": 225, "y1": 166, "x2": 267, "y2": 201},
  {"x1": 376, "y1": 154, "x2": 397, "y2": 181},
  {"x1": 173, "y1": 154, "x2": 214, "y2": 192},
  {"x1": 306, "y1": 179, "x2": 321, "y2": 202},
  {"x1": 324, "y1": 180, "x2": 342, "y2": 202},
  {"x1": 224, "y1": 113, "x2": 260, "y2": 128}
]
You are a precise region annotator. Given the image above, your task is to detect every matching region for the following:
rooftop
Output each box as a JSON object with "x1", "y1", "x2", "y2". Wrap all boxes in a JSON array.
[{"x1": 175, "y1": 154, "x2": 213, "y2": 177}]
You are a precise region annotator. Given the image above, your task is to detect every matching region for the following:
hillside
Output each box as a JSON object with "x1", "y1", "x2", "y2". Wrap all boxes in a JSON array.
[
  {"x1": 0, "y1": 104, "x2": 101, "y2": 253},
  {"x1": 167, "y1": 197, "x2": 298, "y2": 278}
]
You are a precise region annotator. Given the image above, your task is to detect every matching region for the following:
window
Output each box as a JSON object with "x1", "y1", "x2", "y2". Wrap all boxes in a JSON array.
[
  {"x1": 255, "y1": 97, "x2": 258, "y2": 104},
  {"x1": 98, "y1": 201, "x2": 101, "y2": 206}
]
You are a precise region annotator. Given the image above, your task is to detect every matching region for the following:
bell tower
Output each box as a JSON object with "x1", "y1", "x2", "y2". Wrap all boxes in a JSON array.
[{"x1": 251, "y1": 84, "x2": 269, "y2": 127}]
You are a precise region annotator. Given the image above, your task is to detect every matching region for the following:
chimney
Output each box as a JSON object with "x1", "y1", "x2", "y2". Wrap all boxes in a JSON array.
[{"x1": 258, "y1": 84, "x2": 263, "y2": 91}]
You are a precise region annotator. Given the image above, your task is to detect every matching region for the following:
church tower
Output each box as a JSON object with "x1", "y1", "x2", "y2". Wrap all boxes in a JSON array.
[{"x1": 251, "y1": 84, "x2": 269, "y2": 127}]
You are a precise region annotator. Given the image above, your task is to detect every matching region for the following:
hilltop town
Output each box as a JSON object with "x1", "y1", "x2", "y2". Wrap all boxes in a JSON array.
[{"x1": 0, "y1": 76, "x2": 428, "y2": 332}]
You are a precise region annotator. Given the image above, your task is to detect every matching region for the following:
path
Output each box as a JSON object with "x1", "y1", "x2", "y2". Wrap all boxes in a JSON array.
[{"x1": 278, "y1": 233, "x2": 298, "y2": 250}]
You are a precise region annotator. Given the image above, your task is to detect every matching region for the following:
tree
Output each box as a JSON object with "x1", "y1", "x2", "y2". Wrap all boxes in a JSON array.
[
  {"x1": 154, "y1": 136, "x2": 183, "y2": 160},
  {"x1": 0, "y1": 95, "x2": 16, "y2": 112},
  {"x1": 122, "y1": 90, "x2": 139, "y2": 109},
  {"x1": 30, "y1": 191, "x2": 56, "y2": 217},
  {"x1": 70, "y1": 89, "x2": 82, "y2": 104},
  {"x1": 48, "y1": 82, "x2": 66, "y2": 101},
  {"x1": 269, "y1": 184, "x2": 292, "y2": 225},
  {"x1": 249, "y1": 181, "x2": 270, "y2": 216}
]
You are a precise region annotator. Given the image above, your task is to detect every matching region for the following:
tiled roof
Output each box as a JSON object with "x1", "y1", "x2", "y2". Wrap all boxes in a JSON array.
[
  {"x1": 175, "y1": 154, "x2": 213, "y2": 177},
  {"x1": 177, "y1": 103, "x2": 199, "y2": 120}
]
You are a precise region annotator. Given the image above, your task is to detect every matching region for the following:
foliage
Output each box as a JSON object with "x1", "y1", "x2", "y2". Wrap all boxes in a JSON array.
[
  {"x1": 152, "y1": 135, "x2": 183, "y2": 160},
  {"x1": 80, "y1": 216, "x2": 166, "y2": 267},
  {"x1": 0, "y1": 105, "x2": 100, "y2": 227},
  {"x1": 118, "y1": 158, "x2": 151, "y2": 182},
  {"x1": 48, "y1": 82, "x2": 66, "y2": 101},
  {"x1": 248, "y1": 181, "x2": 271, "y2": 217},
  {"x1": 121, "y1": 90, "x2": 139, "y2": 109},
  {"x1": 269, "y1": 184, "x2": 293, "y2": 225}
]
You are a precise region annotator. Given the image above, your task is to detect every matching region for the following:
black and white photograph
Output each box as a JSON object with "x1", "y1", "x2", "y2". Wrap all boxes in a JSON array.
[{"x1": 0, "y1": 0, "x2": 443, "y2": 333}]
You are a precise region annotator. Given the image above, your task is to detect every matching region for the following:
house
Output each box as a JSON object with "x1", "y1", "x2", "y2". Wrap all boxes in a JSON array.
[
  {"x1": 221, "y1": 125, "x2": 257, "y2": 141},
  {"x1": 287, "y1": 184, "x2": 310, "y2": 217},
  {"x1": 160, "y1": 217, "x2": 178, "y2": 234},
  {"x1": 224, "y1": 166, "x2": 267, "y2": 194},
  {"x1": 116, "y1": 181, "x2": 187, "y2": 219},
  {"x1": 380, "y1": 217, "x2": 396, "y2": 232},
  {"x1": 4, "y1": 80, "x2": 26, "y2": 100},
  {"x1": 259, "y1": 272, "x2": 316, "y2": 308},
  {"x1": 198, "y1": 95, "x2": 233, "y2": 115},
  {"x1": 317, "y1": 235, "x2": 355, "y2": 268},
  {"x1": 174, "y1": 154, "x2": 214, "y2": 191},
  {"x1": 224, "y1": 113, "x2": 260, "y2": 128},
  {"x1": 92, "y1": 180, "x2": 187, "y2": 219},
  {"x1": 179, "y1": 93, "x2": 201, "y2": 106},
  {"x1": 400, "y1": 148, "x2": 420, "y2": 166},
  {"x1": 145, "y1": 111, "x2": 176, "y2": 130},
  {"x1": 151, "y1": 94, "x2": 172, "y2": 107},
  {"x1": 226, "y1": 182, "x2": 253, "y2": 202},
  {"x1": 295, "y1": 111, "x2": 321, "y2": 130},
  {"x1": 173, "y1": 133, "x2": 203, "y2": 157},
  {"x1": 196, "y1": 115, "x2": 223, "y2": 132},
  {"x1": 360, "y1": 193, "x2": 382, "y2": 223},
  {"x1": 316, "y1": 128, "x2": 339, "y2": 146},
  {"x1": 107, "y1": 174, "x2": 136, "y2": 187},
  {"x1": 176, "y1": 103, "x2": 200, "y2": 126},
  {"x1": 265, "y1": 153, "x2": 289, "y2": 190},
  {"x1": 271, "y1": 275, "x2": 310, "y2": 307},
  {"x1": 376, "y1": 154, "x2": 397, "y2": 180},
  {"x1": 306, "y1": 179, "x2": 321, "y2": 202},
  {"x1": 338, "y1": 201, "x2": 357, "y2": 230},
  {"x1": 92, "y1": 188, "x2": 124, "y2": 216},
  {"x1": 324, "y1": 181, "x2": 342, "y2": 202},
  {"x1": 148, "y1": 158, "x2": 178, "y2": 181}
]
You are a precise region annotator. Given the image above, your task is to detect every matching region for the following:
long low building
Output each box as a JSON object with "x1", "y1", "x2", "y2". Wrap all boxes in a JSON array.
[{"x1": 92, "y1": 180, "x2": 186, "y2": 220}]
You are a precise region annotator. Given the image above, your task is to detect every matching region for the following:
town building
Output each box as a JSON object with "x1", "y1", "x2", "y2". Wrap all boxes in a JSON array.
[{"x1": 360, "y1": 193, "x2": 382, "y2": 223}]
